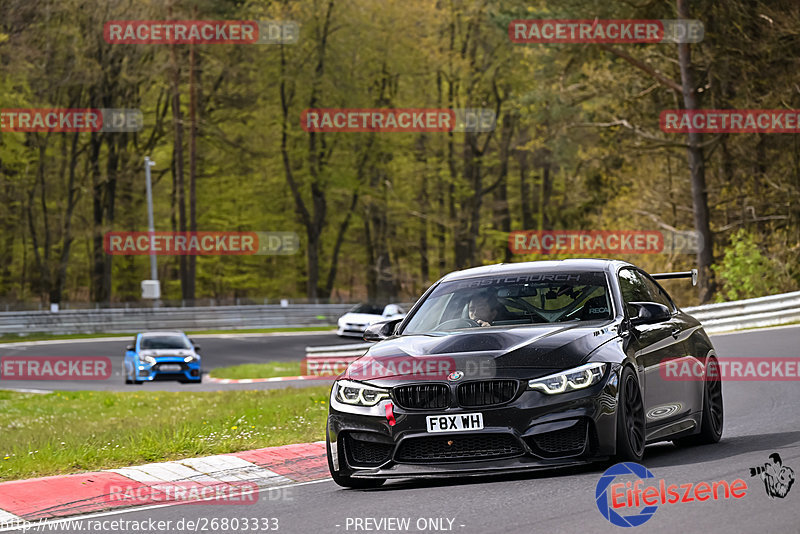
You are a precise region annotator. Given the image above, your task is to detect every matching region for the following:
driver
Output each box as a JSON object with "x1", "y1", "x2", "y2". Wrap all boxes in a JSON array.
[{"x1": 468, "y1": 291, "x2": 504, "y2": 327}]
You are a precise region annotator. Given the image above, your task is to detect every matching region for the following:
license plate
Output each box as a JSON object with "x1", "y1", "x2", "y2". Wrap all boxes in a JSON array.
[
  {"x1": 159, "y1": 364, "x2": 182, "y2": 372},
  {"x1": 426, "y1": 413, "x2": 483, "y2": 433}
]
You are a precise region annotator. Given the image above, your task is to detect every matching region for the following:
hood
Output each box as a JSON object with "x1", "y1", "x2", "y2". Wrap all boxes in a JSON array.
[
  {"x1": 344, "y1": 322, "x2": 618, "y2": 382},
  {"x1": 140, "y1": 349, "x2": 194, "y2": 358}
]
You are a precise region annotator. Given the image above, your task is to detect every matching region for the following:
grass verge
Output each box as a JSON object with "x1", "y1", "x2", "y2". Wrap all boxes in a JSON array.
[
  {"x1": 209, "y1": 362, "x2": 304, "y2": 379},
  {"x1": 0, "y1": 326, "x2": 334, "y2": 344},
  {"x1": 0, "y1": 386, "x2": 330, "y2": 482}
]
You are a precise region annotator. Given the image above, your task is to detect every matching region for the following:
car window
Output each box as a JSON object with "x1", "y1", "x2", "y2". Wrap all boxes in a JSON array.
[
  {"x1": 640, "y1": 273, "x2": 676, "y2": 311},
  {"x1": 401, "y1": 271, "x2": 611, "y2": 334},
  {"x1": 618, "y1": 268, "x2": 651, "y2": 317},
  {"x1": 140, "y1": 335, "x2": 191, "y2": 350},
  {"x1": 350, "y1": 303, "x2": 385, "y2": 315}
]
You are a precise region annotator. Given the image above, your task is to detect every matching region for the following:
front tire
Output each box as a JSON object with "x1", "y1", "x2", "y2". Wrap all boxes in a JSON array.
[
  {"x1": 326, "y1": 428, "x2": 385, "y2": 489},
  {"x1": 615, "y1": 366, "x2": 646, "y2": 461},
  {"x1": 674, "y1": 356, "x2": 723, "y2": 447}
]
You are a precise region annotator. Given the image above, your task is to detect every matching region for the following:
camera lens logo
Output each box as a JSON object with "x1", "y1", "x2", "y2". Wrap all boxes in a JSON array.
[{"x1": 596, "y1": 462, "x2": 658, "y2": 527}]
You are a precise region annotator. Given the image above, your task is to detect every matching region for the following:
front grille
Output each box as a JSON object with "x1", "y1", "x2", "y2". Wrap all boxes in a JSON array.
[
  {"x1": 345, "y1": 435, "x2": 393, "y2": 467},
  {"x1": 393, "y1": 384, "x2": 450, "y2": 410},
  {"x1": 153, "y1": 362, "x2": 187, "y2": 372},
  {"x1": 395, "y1": 433, "x2": 523, "y2": 463},
  {"x1": 526, "y1": 420, "x2": 588, "y2": 458},
  {"x1": 457, "y1": 380, "x2": 518, "y2": 407}
]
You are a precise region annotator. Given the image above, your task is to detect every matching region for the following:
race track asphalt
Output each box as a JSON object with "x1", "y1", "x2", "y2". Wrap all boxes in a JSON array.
[{"x1": 6, "y1": 325, "x2": 799, "y2": 534}]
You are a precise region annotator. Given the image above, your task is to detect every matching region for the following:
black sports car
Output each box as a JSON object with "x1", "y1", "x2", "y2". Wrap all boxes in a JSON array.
[{"x1": 326, "y1": 259, "x2": 723, "y2": 488}]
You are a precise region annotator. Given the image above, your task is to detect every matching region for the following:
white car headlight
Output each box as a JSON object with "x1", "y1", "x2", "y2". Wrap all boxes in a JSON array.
[
  {"x1": 528, "y1": 363, "x2": 607, "y2": 394},
  {"x1": 184, "y1": 354, "x2": 199, "y2": 363},
  {"x1": 335, "y1": 379, "x2": 390, "y2": 406},
  {"x1": 141, "y1": 354, "x2": 156, "y2": 365}
]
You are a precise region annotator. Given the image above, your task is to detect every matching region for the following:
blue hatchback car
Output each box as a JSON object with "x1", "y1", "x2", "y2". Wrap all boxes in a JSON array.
[{"x1": 124, "y1": 331, "x2": 202, "y2": 384}]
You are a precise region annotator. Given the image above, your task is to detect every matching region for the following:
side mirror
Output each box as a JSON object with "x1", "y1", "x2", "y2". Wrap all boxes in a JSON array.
[
  {"x1": 126, "y1": 344, "x2": 134, "y2": 351},
  {"x1": 363, "y1": 319, "x2": 402, "y2": 342},
  {"x1": 193, "y1": 345, "x2": 201, "y2": 352},
  {"x1": 629, "y1": 302, "x2": 671, "y2": 326}
]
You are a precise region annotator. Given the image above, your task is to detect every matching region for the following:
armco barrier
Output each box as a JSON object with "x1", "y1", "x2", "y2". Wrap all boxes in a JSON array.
[
  {"x1": 683, "y1": 290, "x2": 800, "y2": 334},
  {"x1": 1, "y1": 292, "x2": 796, "y2": 338},
  {"x1": 306, "y1": 343, "x2": 373, "y2": 358},
  {"x1": 0, "y1": 304, "x2": 354, "y2": 336}
]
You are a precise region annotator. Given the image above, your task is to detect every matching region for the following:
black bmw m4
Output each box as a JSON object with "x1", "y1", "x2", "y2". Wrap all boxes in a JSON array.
[{"x1": 326, "y1": 259, "x2": 723, "y2": 488}]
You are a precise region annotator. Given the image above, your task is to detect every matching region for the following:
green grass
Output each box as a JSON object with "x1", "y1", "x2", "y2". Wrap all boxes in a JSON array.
[
  {"x1": 0, "y1": 387, "x2": 330, "y2": 482},
  {"x1": 209, "y1": 362, "x2": 303, "y2": 379},
  {"x1": 0, "y1": 326, "x2": 334, "y2": 344}
]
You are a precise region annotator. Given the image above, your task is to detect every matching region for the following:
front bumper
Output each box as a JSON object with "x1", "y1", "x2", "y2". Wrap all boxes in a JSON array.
[
  {"x1": 327, "y1": 368, "x2": 620, "y2": 479},
  {"x1": 136, "y1": 359, "x2": 201, "y2": 381},
  {"x1": 338, "y1": 324, "x2": 368, "y2": 337}
]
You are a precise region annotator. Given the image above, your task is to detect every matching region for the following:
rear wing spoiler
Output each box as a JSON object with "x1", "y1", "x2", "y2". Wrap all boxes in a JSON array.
[{"x1": 652, "y1": 269, "x2": 698, "y2": 286}]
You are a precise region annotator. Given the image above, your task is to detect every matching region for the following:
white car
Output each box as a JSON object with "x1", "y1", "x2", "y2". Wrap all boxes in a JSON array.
[{"x1": 337, "y1": 303, "x2": 406, "y2": 338}]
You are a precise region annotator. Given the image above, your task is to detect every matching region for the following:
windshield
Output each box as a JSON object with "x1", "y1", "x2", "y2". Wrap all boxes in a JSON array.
[
  {"x1": 349, "y1": 304, "x2": 386, "y2": 315},
  {"x1": 402, "y1": 271, "x2": 612, "y2": 334},
  {"x1": 140, "y1": 335, "x2": 191, "y2": 350}
]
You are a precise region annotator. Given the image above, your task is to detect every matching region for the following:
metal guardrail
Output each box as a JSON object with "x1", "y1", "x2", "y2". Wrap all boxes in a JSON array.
[
  {"x1": 683, "y1": 290, "x2": 800, "y2": 334},
  {"x1": 2, "y1": 292, "x2": 796, "y2": 338},
  {"x1": 0, "y1": 304, "x2": 354, "y2": 335},
  {"x1": 303, "y1": 292, "x2": 800, "y2": 358},
  {"x1": 305, "y1": 343, "x2": 374, "y2": 358}
]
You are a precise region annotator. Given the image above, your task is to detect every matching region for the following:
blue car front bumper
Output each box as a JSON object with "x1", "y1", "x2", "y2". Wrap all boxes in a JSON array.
[{"x1": 136, "y1": 358, "x2": 201, "y2": 381}]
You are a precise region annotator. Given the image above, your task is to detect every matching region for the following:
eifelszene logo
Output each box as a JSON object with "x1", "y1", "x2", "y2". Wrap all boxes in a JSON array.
[{"x1": 595, "y1": 462, "x2": 748, "y2": 527}]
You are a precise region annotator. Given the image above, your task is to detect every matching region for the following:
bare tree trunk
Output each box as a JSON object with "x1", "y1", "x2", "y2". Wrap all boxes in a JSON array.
[
  {"x1": 53, "y1": 131, "x2": 82, "y2": 304},
  {"x1": 516, "y1": 150, "x2": 533, "y2": 229},
  {"x1": 677, "y1": 0, "x2": 715, "y2": 302},
  {"x1": 418, "y1": 178, "x2": 430, "y2": 282},
  {"x1": 495, "y1": 114, "x2": 514, "y2": 262},
  {"x1": 279, "y1": 0, "x2": 335, "y2": 299},
  {"x1": 169, "y1": 38, "x2": 188, "y2": 300},
  {"x1": 89, "y1": 134, "x2": 106, "y2": 302},
  {"x1": 541, "y1": 162, "x2": 552, "y2": 229},
  {"x1": 103, "y1": 135, "x2": 118, "y2": 301},
  {"x1": 187, "y1": 18, "x2": 198, "y2": 300}
]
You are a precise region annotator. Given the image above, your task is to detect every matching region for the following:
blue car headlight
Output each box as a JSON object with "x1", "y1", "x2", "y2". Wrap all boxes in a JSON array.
[
  {"x1": 141, "y1": 354, "x2": 156, "y2": 365},
  {"x1": 528, "y1": 362, "x2": 607, "y2": 394},
  {"x1": 184, "y1": 354, "x2": 199, "y2": 363}
]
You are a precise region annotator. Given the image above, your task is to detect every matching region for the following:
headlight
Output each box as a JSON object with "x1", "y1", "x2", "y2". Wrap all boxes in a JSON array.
[
  {"x1": 184, "y1": 355, "x2": 199, "y2": 363},
  {"x1": 528, "y1": 362, "x2": 607, "y2": 394},
  {"x1": 141, "y1": 354, "x2": 156, "y2": 365},
  {"x1": 335, "y1": 379, "x2": 390, "y2": 406}
]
